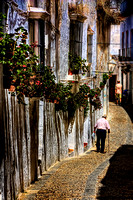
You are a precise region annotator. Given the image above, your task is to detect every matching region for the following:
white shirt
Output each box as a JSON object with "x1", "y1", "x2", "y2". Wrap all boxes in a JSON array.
[{"x1": 94, "y1": 117, "x2": 110, "y2": 130}]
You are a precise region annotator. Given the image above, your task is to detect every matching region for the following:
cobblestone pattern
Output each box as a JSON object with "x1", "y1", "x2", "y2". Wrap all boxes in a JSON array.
[
  {"x1": 18, "y1": 103, "x2": 133, "y2": 200},
  {"x1": 95, "y1": 103, "x2": 133, "y2": 200},
  {"x1": 82, "y1": 157, "x2": 111, "y2": 200}
]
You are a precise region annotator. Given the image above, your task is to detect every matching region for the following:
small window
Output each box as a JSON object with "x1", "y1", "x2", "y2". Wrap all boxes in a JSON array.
[
  {"x1": 87, "y1": 34, "x2": 93, "y2": 64},
  {"x1": 126, "y1": 30, "x2": 128, "y2": 48},
  {"x1": 29, "y1": 19, "x2": 45, "y2": 71},
  {"x1": 130, "y1": 29, "x2": 133, "y2": 59},
  {"x1": 122, "y1": 32, "x2": 124, "y2": 49}
]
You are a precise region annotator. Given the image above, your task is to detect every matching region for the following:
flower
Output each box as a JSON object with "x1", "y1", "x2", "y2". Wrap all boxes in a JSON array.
[{"x1": 36, "y1": 81, "x2": 40, "y2": 85}]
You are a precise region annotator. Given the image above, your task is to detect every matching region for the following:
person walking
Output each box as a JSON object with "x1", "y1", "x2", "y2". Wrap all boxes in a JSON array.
[
  {"x1": 115, "y1": 80, "x2": 122, "y2": 105},
  {"x1": 94, "y1": 114, "x2": 110, "y2": 153}
]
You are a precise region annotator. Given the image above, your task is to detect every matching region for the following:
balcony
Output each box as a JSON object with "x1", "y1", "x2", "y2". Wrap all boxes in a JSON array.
[
  {"x1": 119, "y1": 48, "x2": 133, "y2": 61},
  {"x1": 120, "y1": 0, "x2": 133, "y2": 17}
]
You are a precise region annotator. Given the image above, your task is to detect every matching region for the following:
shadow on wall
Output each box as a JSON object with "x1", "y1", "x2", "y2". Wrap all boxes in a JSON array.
[{"x1": 96, "y1": 145, "x2": 133, "y2": 199}]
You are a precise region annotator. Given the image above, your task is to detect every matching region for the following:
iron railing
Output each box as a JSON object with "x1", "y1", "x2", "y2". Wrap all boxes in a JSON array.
[{"x1": 119, "y1": 47, "x2": 133, "y2": 61}]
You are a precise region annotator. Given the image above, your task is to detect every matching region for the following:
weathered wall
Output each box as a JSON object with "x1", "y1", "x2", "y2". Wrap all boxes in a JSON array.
[
  {"x1": 1, "y1": 90, "x2": 86, "y2": 200},
  {"x1": 82, "y1": 0, "x2": 97, "y2": 145},
  {"x1": 110, "y1": 25, "x2": 120, "y2": 56},
  {"x1": 96, "y1": 1, "x2": 111, "y2": 116},
  {"x1": 59, "y1": 0, "x2": 98, "y2": 151},
  {"x1": 1, "y1": 91, "x2": 31, "y2": 200},
  {"x1": 59, "y1": 1, "x2": 70, "y2": 80},
  {"x1": 0, "y1": 92, "x2": 71, "y2": 200},
  {"x1": 0, "y1": 0, "x2": 109, "y2": 199},
  {"x1": 39, "y1": 101, "x2": 68, "y2": 172},
  {"x1": 7, "y1": 1, "x2": 28, "y2": 34},
  {"x1": 0, "y1": 63, "x2": 4, "y2": 200}
]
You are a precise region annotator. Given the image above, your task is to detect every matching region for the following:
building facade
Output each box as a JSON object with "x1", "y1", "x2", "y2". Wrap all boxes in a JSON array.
[
  {"x1": 0, "y1": 0, "x2": 114, "y2": 199},
  {"x1": 119, "y1": 0, "x2": 133, "y2": 114}
]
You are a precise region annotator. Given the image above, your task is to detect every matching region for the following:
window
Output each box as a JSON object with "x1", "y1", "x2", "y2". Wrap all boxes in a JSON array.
[
  {"x1": 130, "y1": 29, "x2": 133, "y2": 59},
  {"x1": 87, "y1": 34, "x2": 93, "y2": 64},
  {"x1": 122, "y1": 32, "x2": 124, "y2": 57},
  {"x1": 122, "y1": 32, "x2": 124, "y2": 49},
  {"x1": 44, "y1": 0, "x2": 50, "y2": 66},
  {"x1": 69, "y1": 20, "x2": 83, "y2": 57},
  {"x1": 29, "y1": 19, "x2": 45, "y2": 71},
  {"x1": 126, "y1": 30, "x2": 129, "y2": 57}
]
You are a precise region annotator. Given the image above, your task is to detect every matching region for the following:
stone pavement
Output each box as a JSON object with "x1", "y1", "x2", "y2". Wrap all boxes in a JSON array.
[{"x1": 18, "y1": 102, "x2": 133, "y2": 200}]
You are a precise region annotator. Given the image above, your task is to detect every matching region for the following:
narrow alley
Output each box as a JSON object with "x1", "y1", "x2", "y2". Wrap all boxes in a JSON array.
[
  {"x1": 18, "y1": 102, "x2": 133, "y2": 200},
  {"x1": 1, "y1": 1, "x2": 133, "y2": 200}
]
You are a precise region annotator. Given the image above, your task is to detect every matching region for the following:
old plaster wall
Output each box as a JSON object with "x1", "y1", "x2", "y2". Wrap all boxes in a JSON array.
[
  {"x1": 1, "y1": 92, "x2": 70, "y2": 199},
  {"x1": 7, "y1": 1, "x2": 28, "y2": 34},
  {"x1": 59, "y1": 0, "x2": 98, "y2": 153},
  {"x1": 2, "y1": 91, "x2": 31, "y2": 200},
  {"x1": 0, "y1": 63, "x2": 4, "y2": 200},
  {"x1": 110, "y1": 25, "x2": 120, "y2": 56},
  {"x1": 97, "y1": 1, "x2": 111, "y2": 116},
  {"x1": 82, "y1": 0, "x2": 97, "y2": 146},
  {"x1": 59, "y1": 1, "x2": 70, "y2": 80},
  {"x1": 0, "y1": 0, "x2": 98, "y2": 199},
  {"x1": 39, "y1": 101, "x2": 68, "y2": 172}
]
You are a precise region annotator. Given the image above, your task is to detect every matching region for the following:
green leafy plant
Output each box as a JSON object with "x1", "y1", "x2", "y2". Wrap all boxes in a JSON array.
[
  {"x1": 74, "y1": 84, "x2": 90, "y2": 117},
  {"x1": 103, "y1": 73, "x2": 109, "y2": 84},
  {"x1": 69, "y1": 53, "x2": 89, "y2": 74},
  {"x1": 100, "y1": 81, "x2": 105, "y2": 89},
  {"x1": 0, "y1": 12, "x2": 106, "y2": 117},
  {"x1": 90, "y1": 96, "x2": 102, "y2": 110},
  {"x1": 0, "y1": 14, "x2": 15, "y2": 65}
]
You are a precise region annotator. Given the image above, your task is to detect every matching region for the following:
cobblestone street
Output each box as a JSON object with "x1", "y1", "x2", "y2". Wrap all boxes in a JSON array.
[{"x1": 18, "y1": 102, "x2": 133, "y2": 200}]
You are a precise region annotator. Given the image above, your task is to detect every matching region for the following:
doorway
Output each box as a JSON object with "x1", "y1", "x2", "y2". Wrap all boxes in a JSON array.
[{"x1": 109, "y1": 75, "x2": 116, "y2": 102}]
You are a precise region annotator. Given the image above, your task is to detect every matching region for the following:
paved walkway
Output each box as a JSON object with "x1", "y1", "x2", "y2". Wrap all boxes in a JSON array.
[{"x1": 18, "y1": 102, "x2": 133, "y2": 200}]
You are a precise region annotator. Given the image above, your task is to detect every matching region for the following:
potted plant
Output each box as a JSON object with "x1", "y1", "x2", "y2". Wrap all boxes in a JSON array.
[{"x1": 69, "y1": 53, "x2": 89, "y2": 74}]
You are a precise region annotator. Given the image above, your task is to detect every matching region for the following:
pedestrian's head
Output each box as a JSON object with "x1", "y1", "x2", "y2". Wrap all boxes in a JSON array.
[
  {"x1": 117, "y1": 80, "x2": 120, "y2": 83},
  {"x1": 102, "y1": 114, "x2": 107, "y2": 119}
]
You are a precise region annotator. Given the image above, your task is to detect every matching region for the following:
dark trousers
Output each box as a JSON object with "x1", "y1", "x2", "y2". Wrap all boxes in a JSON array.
[{"x1": 96, "y1": 129, "x2": 106, "y2": 152}]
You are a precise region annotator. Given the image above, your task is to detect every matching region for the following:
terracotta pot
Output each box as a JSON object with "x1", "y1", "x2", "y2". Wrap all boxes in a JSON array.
[{"x1": 9, "y1": 85, "x2": 15, "y2": 92}]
